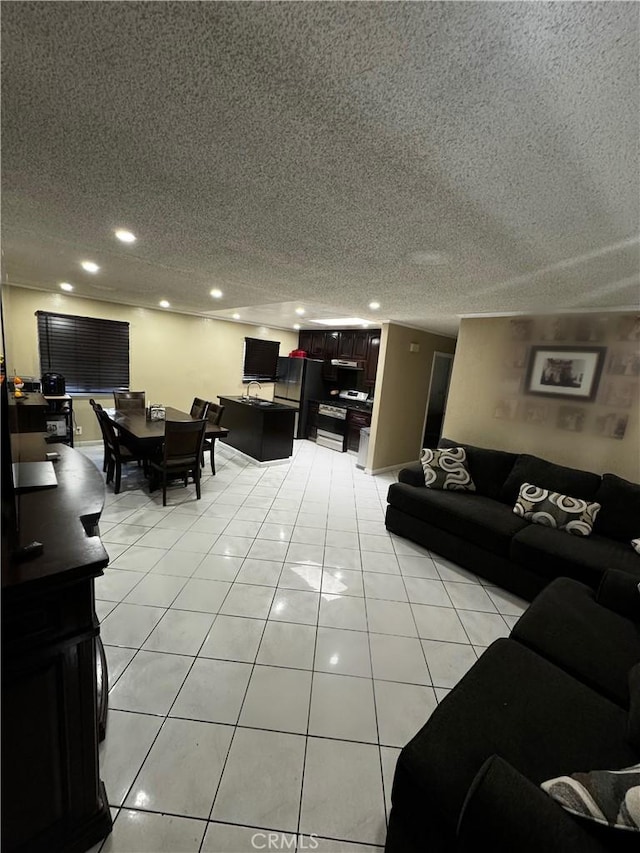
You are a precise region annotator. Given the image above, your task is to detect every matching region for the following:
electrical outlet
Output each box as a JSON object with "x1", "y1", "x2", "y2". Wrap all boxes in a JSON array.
[{"x1": 75, "y1": 426, "x2": 83, "y2": 435}]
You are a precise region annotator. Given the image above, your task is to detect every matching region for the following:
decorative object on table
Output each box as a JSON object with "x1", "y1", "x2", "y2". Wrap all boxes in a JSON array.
[
  {"x1": 12, "y1": 375, "x2": 25, "y2": 399},
  {"x1": 147, "y1": 403, "x2": 166, "y2": 421},
  {"x1": 525, "y1": 346, "x2": 605, "y2": 401}
]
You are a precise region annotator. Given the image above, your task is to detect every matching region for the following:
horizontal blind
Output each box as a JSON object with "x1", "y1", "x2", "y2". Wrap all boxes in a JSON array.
[
  {"x1": 243, "y1": 337, "x2": 280, "y2": 382},
  {"x1": 37, "y1": 311, "x2": 130, "y2": 394}
]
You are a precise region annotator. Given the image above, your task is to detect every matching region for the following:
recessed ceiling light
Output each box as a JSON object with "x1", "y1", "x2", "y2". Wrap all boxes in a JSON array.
[
  {"x1": 362, "y1": 322, "x2": 370, "y2": 328},
  {"x1": 115, "y1": 229, "x2": 136, "y2": 243},
  {"x1": 210, "y1": 288, "x2": 223, "y2": 298},
  {"x1": 232, "y1": 313, "x2": 241, "y2": 320},
  {"x1": 368, "y1": 301, "x2": 380, "y2": 310},
  {"x1": 159, "y1": 299, "x2": 170, "y2": 308},
  {"x1": 59, "y1": 282, "x2": 74, "y2": 292},
  {"x1": 312, "y1": 317, "x2": 369, "y2": 326},
  {"x1": 293, "y1": 323, "x2": 301, "y2": 330},
  {"x1": 81, "y1": 260, "x2": 100, "y2": 273},
  {"x1": 295, "y1": 307, "x2": 305, "y2": 316}
]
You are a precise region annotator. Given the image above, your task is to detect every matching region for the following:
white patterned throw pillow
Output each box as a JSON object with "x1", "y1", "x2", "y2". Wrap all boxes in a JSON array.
[
  {"x1": 420, "y1": 447, "x2": 476, "y2": 492},
  {"x1": 542, "y1": 764, "x2": 640, "y2": 831},
  {"x1": 632, "y1": 538, "x2": 640, "y2": 556},
  {"x1": 513, "y1": 482, "x2": 601, "y2": 537}
]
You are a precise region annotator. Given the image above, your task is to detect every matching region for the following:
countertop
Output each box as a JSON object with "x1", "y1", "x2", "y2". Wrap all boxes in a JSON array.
[{"x1": 219, "y1": 395, "x2": 295, "y2": 413}]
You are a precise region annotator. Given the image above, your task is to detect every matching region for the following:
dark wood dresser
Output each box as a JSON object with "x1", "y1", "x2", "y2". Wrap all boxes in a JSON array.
[{"x1": 2, "y1": 435, "x2": 112, "y2": 853}]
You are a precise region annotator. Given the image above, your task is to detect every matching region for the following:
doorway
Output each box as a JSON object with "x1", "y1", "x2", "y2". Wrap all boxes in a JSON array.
[{"x1": 422, "y1": 352, "x2": 454, "y2": 448}]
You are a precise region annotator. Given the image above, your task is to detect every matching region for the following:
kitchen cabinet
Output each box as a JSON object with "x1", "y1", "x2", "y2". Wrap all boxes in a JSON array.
[
  {"x1": 298, "y1": 328, "x2": 381, "y2": 388},
  {"x1": 346, "y1": 409, "x2": 372, "y2": 453},
  {"x1": 364, "y1": 333, "x2": 380, "y2": 389},
  {"x1": 352, "y1": 331, "x2": 369, "y2": 360}
]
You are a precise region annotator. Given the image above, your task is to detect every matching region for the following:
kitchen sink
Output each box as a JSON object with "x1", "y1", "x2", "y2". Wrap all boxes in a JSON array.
[{"x1": 240, "y1": 397, "x2": 275, "y2": 407}]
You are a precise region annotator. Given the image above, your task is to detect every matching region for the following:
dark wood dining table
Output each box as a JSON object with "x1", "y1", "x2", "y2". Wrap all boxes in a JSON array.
[{"x1": 104, "y1": 406, "x2": 229, "y2": 472}]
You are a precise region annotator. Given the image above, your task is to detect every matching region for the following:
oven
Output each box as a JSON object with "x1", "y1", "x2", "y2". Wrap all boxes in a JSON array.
[{"x1": 316, "y1": 404, "x2": 347, "y2": 452}]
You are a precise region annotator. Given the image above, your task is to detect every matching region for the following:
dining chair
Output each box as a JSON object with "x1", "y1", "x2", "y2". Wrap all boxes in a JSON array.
[
  {"x1": 97, "y1": 409, "x2": 147, "y2": 494},
  {"x1": 89, "y1": 398, "x2": 108, "y2": 473},
  {"x1": 190, "y1": 397, "x2": 210, "y2": 419},
  {"x1": 201, "y1": 403, "x2": 225, "y2": 475},
  {"x1": 148, "y1": 419, "x2": 208, "y2": 506},
  {"x1": 113, "y1": 390, "x2": 146, "y2": 410}
]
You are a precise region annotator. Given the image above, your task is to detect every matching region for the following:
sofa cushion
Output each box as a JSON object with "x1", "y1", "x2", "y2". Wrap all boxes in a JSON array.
[
  {"x1": 510, "y1": 525, "x2": 640, "y2": 589},
  {"x1": 439, "y1": 437, "x2": 518, "y2": 501},
  {"x1": 387, "y1": 483, "x2": 528, "y2": 557},
  {"x1": 513, "y1": 482, "x2": 601, "y2": 537},
  {"x1": 593, "y1": 474, "x2": 640, "y2": 543},
  {"x1": 510, "y1": 577, "x2": 640, "y2": 707},
  {"x1": 501, "y1": 454, "x2": 601, "y2": 506},
  {"x1": 541, "y1": 764, "x2": 640, "y2": 831},
  {"x1": 398, "y1": 462, "x2": 427, "y2": 488},
  {"x1": 397, "y1": 639, "x2": 637, "y2": 837},
  {"x1": 420, "y1": 447, "x2": 476, "y2": 491},
  {"x1": 630, "y1": 665, "x2": 640, "y2": 753}
]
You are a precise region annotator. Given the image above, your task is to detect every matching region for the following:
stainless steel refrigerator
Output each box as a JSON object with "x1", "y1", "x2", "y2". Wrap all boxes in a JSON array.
[{"x1": 274, "y1": 357, "x2": 325, "y2": 439}]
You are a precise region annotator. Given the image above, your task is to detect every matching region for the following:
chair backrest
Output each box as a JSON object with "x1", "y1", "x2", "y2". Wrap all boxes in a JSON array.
[
  {"x1": 163, "y1": 419, "x2": 207, "y2": 466},
  {"x1": 190, "y1": 397, "x2": 209, "y2": 419},
  {"x1": 114, "y1": 390, "x2": 146, "y2": 409},
  {"x1": 97, "y1": 409, "x2": 120, "y2": 456},
  {"x1": 89, "y1": 398, "x2": 104, "y2": 414},
  {"x1": 207, "y1": 403, "x2": 225, "y2": 426}
]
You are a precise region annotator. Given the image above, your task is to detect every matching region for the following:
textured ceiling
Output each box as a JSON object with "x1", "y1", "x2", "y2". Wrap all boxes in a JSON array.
[{"x1": 2, "y1": 2, "x2": 639, "y2": 335}]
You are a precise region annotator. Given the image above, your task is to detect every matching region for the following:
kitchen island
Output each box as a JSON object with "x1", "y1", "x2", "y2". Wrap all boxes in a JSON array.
[{"x1": 218, "y1": 396, "x2": 296, "y2": 462}]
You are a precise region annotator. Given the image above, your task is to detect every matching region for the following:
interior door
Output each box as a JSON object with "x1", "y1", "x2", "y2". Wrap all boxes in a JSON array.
[{"x1": 423, "y1": 352, "x2": 454, "y2": 448}]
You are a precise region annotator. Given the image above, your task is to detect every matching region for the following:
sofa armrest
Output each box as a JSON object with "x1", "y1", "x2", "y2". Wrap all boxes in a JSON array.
[
  {"x1": 456, "y1": 756, "x2": 609, "y2": 853},
  {"x1": 596, "y1": 568, "x2": 640, "y2": 621},
  {"x1": 398, "y1": 462, "x2": 425, "y2": 488}
]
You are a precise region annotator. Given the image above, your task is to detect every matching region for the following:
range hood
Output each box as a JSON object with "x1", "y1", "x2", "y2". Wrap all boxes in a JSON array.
[{"x1": 330, "y1": 359, "x2": 364, "y2": 370}]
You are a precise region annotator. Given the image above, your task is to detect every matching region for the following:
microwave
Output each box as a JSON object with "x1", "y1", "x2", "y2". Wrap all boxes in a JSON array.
[{"x1": 41, "y1": 373, "x2": 66, "y2": 395}]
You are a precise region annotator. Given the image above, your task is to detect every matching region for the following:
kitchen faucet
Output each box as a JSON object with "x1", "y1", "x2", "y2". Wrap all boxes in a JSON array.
[{"x1": 246, "y1": 380, "x2": 262, "y2": 399}]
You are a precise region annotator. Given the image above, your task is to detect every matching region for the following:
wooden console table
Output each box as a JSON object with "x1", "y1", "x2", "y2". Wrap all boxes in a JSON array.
[{"x1": 2, "y1": 435, "x2": 112, "y2": 853}]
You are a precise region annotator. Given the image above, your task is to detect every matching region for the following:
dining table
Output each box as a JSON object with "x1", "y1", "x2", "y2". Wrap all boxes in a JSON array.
[{"x1": 104, "y1": 406, "x2": 229, "y2": 473}]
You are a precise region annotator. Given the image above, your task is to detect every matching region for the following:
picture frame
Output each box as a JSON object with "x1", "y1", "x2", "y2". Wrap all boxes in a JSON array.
[{"x1": 525, "y1": 346, "x2": 605, "y2": 401}]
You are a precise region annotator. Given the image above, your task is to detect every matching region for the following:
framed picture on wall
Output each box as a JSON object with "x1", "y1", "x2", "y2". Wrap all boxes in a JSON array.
[{"x1": 525, "y1": 346, "x2": 605, "y2": 401}]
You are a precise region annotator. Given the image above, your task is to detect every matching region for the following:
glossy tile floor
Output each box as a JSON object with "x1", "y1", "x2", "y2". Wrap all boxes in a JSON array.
[{"x1": 84, "y1": 439, "x2": 528, "y2": 853}]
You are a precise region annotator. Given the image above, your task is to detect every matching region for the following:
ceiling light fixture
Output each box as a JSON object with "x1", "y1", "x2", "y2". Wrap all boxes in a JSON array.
[
  {"x1": 368, "y1": 301, "x2": 380, "y2": 310},
  {"x1": 210, "y1": 288, "x2": 223, "y2": 298},
  {"x1": 312, "y1": 317, "x2": 369, "y2": 326},
  {"x1": 232, "y1": 313, "x2": 241, "y2": 320},
  {"x1": 159, "y1": 299, "x2": 170, "y2": 308},
  {"x1": 115, "y1": 229, "x2": 136, "y2": 243},
  {"x1": 293, "y1": 323, "x2": 301, "y2": 330},
  {"x1": 59, "y1": 282, "x2": 74, "y2": 292},
  {"x1": 295, "y1": 307, "x2": 305, "y2": 316},
  {"x1": 81, "y1": 260, "x2": 100, "y2": 273}
]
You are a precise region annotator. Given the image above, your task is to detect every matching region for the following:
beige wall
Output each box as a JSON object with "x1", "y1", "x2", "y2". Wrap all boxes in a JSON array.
[
  {"x1": 2, "y1": 285, "x2": 298, "y2": 442},
  {"x1": 368, "y1": 323, "x2": 457, "y2": 471},
  {"x1": 443, "y1": 313, "x2": 640, "y2": 481}
]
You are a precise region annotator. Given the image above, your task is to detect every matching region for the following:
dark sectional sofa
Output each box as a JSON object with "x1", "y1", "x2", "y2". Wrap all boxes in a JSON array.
[
  {"x1": 385, "y1": 569, "x2": 640, "y2": 852},
  {"x1": 385, "y1": 438, "x2": 640, "y2": 599}
]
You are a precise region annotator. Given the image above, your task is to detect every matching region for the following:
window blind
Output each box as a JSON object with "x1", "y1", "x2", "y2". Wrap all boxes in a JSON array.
[
  {"x1": 243, "y1": 337, "x2": 280, "y2": 382},
  {"x1": 37, "y1": 311, "x2": 130, "y2": 394}
]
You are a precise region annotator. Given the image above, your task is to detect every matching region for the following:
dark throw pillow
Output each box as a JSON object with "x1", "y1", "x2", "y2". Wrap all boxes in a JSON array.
[
  {"x1": 541, "y1": 764, "x2": 640, "y2": 831},
  {"x1": 420, "y1": 447, "x2": 476, "y2": 492},
  {"x1": 593, "y1": 473, "x2": 640, "y2": 543},
  {"x1": 501, "y1": 454, "x2": 601, "y2": 506},
  {"x1": 513, "y1": 482, "x2": 601, "y2": 537}
]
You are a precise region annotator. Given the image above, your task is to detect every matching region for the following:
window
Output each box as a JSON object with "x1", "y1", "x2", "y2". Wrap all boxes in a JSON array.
[
  {"x1": 37, "y1": 311, "x2": 130, "y2": 394},
  {"x1": 242, "y1": 337, "x2": 280, "y2": 382}
]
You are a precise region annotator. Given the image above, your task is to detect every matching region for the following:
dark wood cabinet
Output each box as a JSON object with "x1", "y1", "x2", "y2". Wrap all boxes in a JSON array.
[
  {"x1": 346, "y1": 409, "x2": 372, "y2": 452},
  {"x1": 352, "y1": 331, "x2": 369, "y2": 360},
  {"x1": 364, "y1": 333, "x2": 381, "y2": 389},
  {"x1": 2, "y1": 436, "x2": 112, "y2": 853},
  {"x1": 298, "y1": 328, "x2": 381, "y2": 388},
  {"x1": 337, "y1": 331, "x2": 355, "y2": 358}
]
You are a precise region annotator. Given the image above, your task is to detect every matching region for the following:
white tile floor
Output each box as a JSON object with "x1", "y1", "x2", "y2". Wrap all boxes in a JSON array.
[{"x1": 84, "y1": 439, "x2": 528, "y2": 853}]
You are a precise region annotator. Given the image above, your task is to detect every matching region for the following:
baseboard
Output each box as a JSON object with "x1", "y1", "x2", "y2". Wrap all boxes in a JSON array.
[
  {"x1": 74, "y1": 439, "x2": 102, "y2": 447},
  {"x1": 369, "y1": 460, "x2": 416, "y2": 476},
  {"x1": 218, "y1": 443, "x2": 292, "y2": 468}
]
